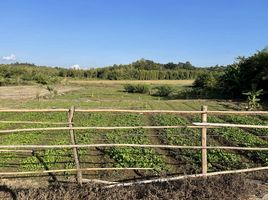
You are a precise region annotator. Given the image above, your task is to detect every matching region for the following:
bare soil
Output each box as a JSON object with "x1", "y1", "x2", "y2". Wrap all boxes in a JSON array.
[{"x1": 0, "y1": 173, "x2": 268, "y2": 200}]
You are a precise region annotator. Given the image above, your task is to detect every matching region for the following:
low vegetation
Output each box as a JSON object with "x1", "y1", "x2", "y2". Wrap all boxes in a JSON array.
[
  {"x1": 153, "y1": 85, "x2": 174, "y2": 97},
  {"x1": 123, "y1": 84, "x2": 150, "y2": 94}
]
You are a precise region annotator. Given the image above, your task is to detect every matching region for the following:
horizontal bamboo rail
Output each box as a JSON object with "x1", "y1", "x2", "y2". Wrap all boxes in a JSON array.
[
  {"x1": 0, "y1": 120, "x2": 69, "y2": 125},
  {"x1": 0, "y1": 150, "x2": 33, "y2": 153},
  {"x1": 75, "y1": 109, "x2": 268, "y2": 115},
  {"x1": 193, "y1": 122, "x2": 268, "y2": 129},
  {"x1": 0, "y1": 125, "x2": 203, "y2": 134},
  {"x1": 0, "y1": 167, "x2": 153, "y2": 176},
  {"x1": 82, "y1": 178, "x2": 117, "y2": 184},
  {"x1": 1, "y1": 122, "x2": 268, "y2": 134},
  {"x1": 204, "y1": 111, "x2": 268, "y2": 115},
  {"x1": 76, "y1": 109, "x2": 204, "y2": 114},
  {"x1": 0, "y1": 109, "x2": 68, "y2": 112},
  {"x1": 0, "y1": 144, "x2": 267, "y2": 151},
  {"x1": 1, "y1": 108, "x2": 268, "y2": 115},
  {"x1": 106, "y1": 166, "x2": 268, "y2": 188}
]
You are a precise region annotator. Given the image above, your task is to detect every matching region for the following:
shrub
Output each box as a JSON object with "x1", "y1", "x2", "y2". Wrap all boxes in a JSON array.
[
  {"x1": 193, "y1": 73, "x2": 217, "y2": 89},
  {"x1": 177, "y1": 88, "x2": 201, "y2": 99},
  {"x1": 153, "y1": 85, "x2": 174, "y2": 97},
  {"x1": 124, "y1": 84, "x2": 135, "y2": 93},
  {"x1": 33, "y1": 74, "x2": 49, "y2": 85},
  {"x1": 123, "y1": 84, "x2": 150, "y2": 94}
]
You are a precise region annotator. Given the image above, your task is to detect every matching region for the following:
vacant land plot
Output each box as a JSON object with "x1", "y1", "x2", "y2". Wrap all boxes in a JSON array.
[{"x1": 0, "y1": 85, "x2": 81, "y2": 100}]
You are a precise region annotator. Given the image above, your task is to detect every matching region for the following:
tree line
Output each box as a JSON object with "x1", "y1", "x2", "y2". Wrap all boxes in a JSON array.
[
  {"x1": 0, "y1": 59, "x2": 223, "y2": 85},
  {"x1": 192, "y1": 48, "x2": 268, "y2": 100}
]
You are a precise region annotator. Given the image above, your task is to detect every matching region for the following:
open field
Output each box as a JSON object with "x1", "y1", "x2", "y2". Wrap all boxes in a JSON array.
[
  {"x1": 69, "y1": 79, "x2": 194, "y2": 86},
  {"x1": 0, "y1": 80, "x2": 268, "y2": 199},
  {"x1": 0, "y1": 79, "x2": 239, "y2": 110},
  {"x1": 0, "y1": 85, "x2": 81, "y2": 100}
]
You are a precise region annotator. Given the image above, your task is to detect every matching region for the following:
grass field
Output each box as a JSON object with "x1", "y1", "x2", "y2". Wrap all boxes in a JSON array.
[
  {"x1": 0, "y1": 80, "x2": 268, "y2": 183},
  {"x1": 0, "y1": 79, "x2": 236, "y2": 110}
]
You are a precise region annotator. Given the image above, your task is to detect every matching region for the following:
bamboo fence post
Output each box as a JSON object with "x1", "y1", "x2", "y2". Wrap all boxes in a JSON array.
[
  {"x1": 201, "y1": 105, "x2": 208, "y2": 175},
  {"x1": 68, "y1": 106, "x2": 83, "y2": 185}
]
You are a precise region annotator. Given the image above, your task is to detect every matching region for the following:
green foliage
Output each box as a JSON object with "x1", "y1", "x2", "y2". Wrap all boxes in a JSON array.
[
  {"x1": 33, "y1": 73, "x2": 49, "y2": 85},
  {"x1": 242, "y1": 88, "x2": 263, "y2": 110},
  {"x1": 191, "y1": 48, "x2": 268, "y2": 99},
  {"x1": 153, "y1": 85, "x2": 174, "y2": 97},
  {"x1": 151, "y1": 114, "x2": 243, "y2": 171},
  {"x1": 74, "y1": 113, "x2": 167, "y2": 172},
  {"x1": 0, "y1": 60, "x2": 221, "y2": 86},
  {"x1": 1, "y1": 107, "x2": 268, "y2": 177},
  {"x1": 177, "y1": 87, "x2": 203, "y2": 99},
  {"x1": 221, "y1": 115, "x2": 268, "y2": 137},
  {"x1": 0, "y1": 63, "x2": 62, "y2": 86},
  {"x1": 218, "y1": 49, "x2": 268, "y2": 99},
  {"x1": 193, "y1": 73, "x2": 218, "y2": 89},
  {"x1": 123, "y1": 84, "x2": 150, "y2": 94},
  {"x1": 104, "y1": 113, "x2": 166, "y2": 171},
  {"x1": 188, "y1": 73, "x2": 220, "y2": 98},
  {"x1": 208, "y1": 116, "x2": 268, "y2": 165}
]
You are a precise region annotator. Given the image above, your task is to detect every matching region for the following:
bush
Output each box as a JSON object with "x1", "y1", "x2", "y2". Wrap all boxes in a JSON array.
[
  {"x1": 123, "y1": 84, "x2": 150, "y2": 94},
  {"x1": 193, "y1": 73, "x2": 217, "y2": 89},
  {"x1": 177, "y1": 88, "x2": 202, "y2": 99},
  {"x1": 153, "y1": 85, "x2": 174, "y2": 97},
  {"x1": 33, "y1": 74, "x2": 49, "y2": 85}
]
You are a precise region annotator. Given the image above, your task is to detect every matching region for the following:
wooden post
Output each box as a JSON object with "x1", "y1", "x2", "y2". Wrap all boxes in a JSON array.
[
  {"x1": 68, "y1": 106, "x2": 83, "y2": 185},
  {"x1": 201, "y1": 105, "x2": 208, "y2": 175}
]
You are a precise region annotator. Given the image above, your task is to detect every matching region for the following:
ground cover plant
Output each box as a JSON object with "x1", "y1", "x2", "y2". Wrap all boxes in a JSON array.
[
  {"x1": 150, "y1": 114, "x2": 244, "y2": 173},
  {"x1": 0, "y1": 112, "x2": 75, "y2": 177},
  {"x1": 73, "y1": 112, "x2": 167, "y2": 177},
  {"x1": 207, "y1": 115, "x2": 268, "y2": 165}
]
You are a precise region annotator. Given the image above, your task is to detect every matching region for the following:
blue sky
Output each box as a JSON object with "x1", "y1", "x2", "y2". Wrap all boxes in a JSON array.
[{"x1": 0, "y1": 0, "x2": 267, "y2": 68}]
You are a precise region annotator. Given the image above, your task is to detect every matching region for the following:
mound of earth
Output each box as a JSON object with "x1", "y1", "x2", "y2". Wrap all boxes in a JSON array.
[{"x1": 1, "y1": 173, "x2": 268, "y2": 200}]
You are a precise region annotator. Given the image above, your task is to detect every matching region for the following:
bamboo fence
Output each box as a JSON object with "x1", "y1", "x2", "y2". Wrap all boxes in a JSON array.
[{"x1": 0, "y1": 106, "x2": 268, "y2": 186}]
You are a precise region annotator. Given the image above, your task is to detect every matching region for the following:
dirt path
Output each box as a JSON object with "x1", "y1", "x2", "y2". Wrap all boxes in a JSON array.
[{"x1": 143, "y1": 114, "x2": 184, "y2": 174}]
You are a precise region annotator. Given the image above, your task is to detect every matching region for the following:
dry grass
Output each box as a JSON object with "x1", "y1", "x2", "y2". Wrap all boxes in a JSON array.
[
  {"x1": 69, "y1": 79, "x2": 194, "y2": 86},
  {"x1": 0, "y1": 85, "x2": 81, "y2": 100}
]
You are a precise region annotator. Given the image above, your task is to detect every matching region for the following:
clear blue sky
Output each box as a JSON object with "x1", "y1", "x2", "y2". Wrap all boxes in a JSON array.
[{"x1": 0, "y1": 0, "x2": 267, "y2": 68}]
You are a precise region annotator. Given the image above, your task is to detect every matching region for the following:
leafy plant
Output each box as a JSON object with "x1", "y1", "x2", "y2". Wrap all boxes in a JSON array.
[
  {"x1": 242, "y1": 88, "x2": 263, "y2": 110},
  {"x1": 208, "y1": 115, "x2": 268, "y2": 165}
]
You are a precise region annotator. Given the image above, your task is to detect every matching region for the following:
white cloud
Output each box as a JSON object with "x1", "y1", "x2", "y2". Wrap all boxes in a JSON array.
[
  {"x1": 2, "y1": 54, "x2": 16, "y2": 61},
  {"x1": 70, "y1": 64, "x2": 80, "y2": 69}
]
